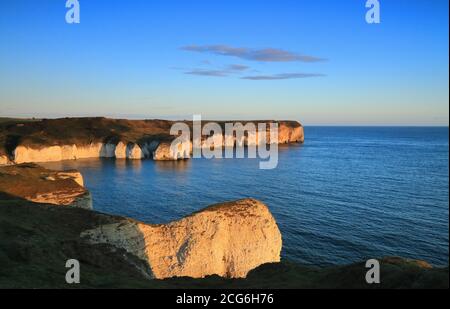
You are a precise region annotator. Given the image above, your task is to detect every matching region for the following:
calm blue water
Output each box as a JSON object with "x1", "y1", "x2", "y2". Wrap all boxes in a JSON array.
[{"x1": 42, "y1": 127, "x2": 449, "y2": 267}]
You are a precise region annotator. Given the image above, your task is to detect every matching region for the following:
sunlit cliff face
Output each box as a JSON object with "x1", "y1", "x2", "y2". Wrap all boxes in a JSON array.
[
  {"x1": 1, "y1": 118, "x2": 303, "y2": 165},
  {"x1": 81, "y1": 198, "x2": 282, "y2": 279}
]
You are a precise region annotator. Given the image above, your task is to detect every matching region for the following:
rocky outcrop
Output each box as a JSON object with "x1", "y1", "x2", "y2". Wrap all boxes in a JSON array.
[
  {"x1": 54, "y1": 170, "x2": 84, "y2": 187},
  {"x1": 0, "y1": 163, "x2": 92, "y2": 209},
  {"x1": 28, "y1": 191, "x2": 92, "y2": 209},
  {"x1": 81, "y1": 198, "x2": 282, "y2": 279},
  {"x1": 153, "y1": 141, "x2": 191, "y2": 160},
  {"x1": 279, "y1": 122, "x2": 304, "y2": 143}
]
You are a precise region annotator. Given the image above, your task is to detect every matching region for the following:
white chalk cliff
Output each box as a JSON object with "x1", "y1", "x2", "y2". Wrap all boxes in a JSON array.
[
  {"x1": 81, "y1": 198, "x2": 282, "y2": 279},
  {"x1": 12, "y1": 141, "x2": 160, "y2": 164},
  {"x1": 1, "y1": 118, "x2": 304, "y2": 164},
  {"x1": 153, "y1": 123, "x2": 304, "y2": 160}
]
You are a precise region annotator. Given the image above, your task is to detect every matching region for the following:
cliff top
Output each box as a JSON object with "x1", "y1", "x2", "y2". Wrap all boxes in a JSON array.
[{"x1": 189, "y1": 198, "x2": 270, "y2": 218}]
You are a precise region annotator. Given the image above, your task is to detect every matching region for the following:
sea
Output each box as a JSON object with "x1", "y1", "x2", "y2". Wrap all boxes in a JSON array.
[{"x1": 41, "y1": 127, "x2": 449, "y2": 266}]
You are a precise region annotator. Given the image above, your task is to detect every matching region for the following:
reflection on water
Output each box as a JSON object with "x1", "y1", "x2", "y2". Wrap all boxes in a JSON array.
[
  {"x1": 114, "y1": 158, "x2": 142, "y2": 172},
  {"x1": 154, "y1": 159, "x2": 192, "y2": 172},
  {"x1": 44, "y1": 158, "x2": 145, "y2": 172},
  {"x1": 41, "y1": 127, "x2": 449, "y2": 267}
]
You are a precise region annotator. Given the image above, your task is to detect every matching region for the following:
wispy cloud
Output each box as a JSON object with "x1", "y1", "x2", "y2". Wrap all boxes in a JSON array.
[
  {"x1": 242, "y1": 73, "x2": 326, "y2": 80},
  {"x1": 182, "y1": 64, "x2": 250, "y2": 77},
  {"x1": 181, "y1": 45, "x2": 326, "y2": 63},
  {"x1": 184, "y1": 69, "x2": 229, "y2": 77},
  {"x1": 177, "y1": 45, "x2": 326, "y2": 79},
  {"x1": 227, "y1": 64, "x2": 250, "y2": 71}
]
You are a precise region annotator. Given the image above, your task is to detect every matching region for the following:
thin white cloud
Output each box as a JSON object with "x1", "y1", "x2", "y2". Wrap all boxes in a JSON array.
[{"x1": 181, "y1": 44, "x2": 326, "y2": 63}]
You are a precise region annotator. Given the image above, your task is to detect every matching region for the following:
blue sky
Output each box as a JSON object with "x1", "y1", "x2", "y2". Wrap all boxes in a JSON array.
[{"x1": 0, "y1": 0, "x2": 448, "y2": 125}]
